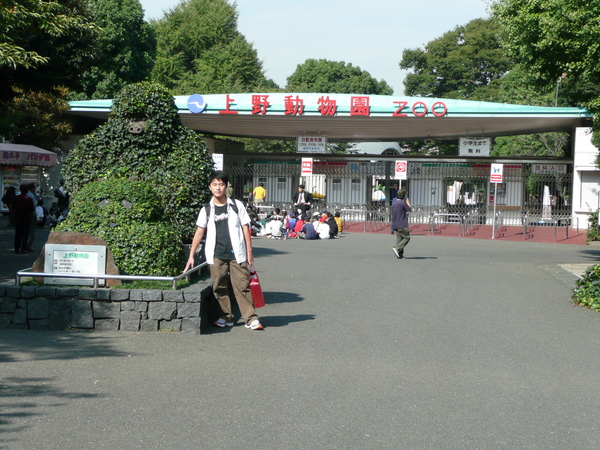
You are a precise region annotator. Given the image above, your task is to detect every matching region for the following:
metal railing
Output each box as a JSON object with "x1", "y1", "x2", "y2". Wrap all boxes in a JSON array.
[
  {"x1": 521, "y1": 212, "x2": 579, "y2": 242},
  {"x1": 16, "y1": 262, "x2": 208, "y2": 290}
]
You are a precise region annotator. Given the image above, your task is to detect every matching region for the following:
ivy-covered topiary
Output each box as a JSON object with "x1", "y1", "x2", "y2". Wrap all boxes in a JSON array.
[
  {"x1": 572, "y1": 264, "x2": 600, "y2": 311},
  {"x1": 57, "y1": 178, "x2": 184, "y2": 276},
  {"x1": 63, "y1": 82, "x2": 214, "y2": 241}
]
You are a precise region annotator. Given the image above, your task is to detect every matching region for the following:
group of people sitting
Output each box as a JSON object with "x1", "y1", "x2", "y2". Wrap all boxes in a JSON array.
[{"x1": 246, "y1": 206, "x2": 343, "y2": 240}]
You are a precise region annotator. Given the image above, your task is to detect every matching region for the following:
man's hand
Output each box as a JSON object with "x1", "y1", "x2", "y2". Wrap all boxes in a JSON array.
[{"x1": 183, "y1": 257, "x2": 194, "y2": 274}]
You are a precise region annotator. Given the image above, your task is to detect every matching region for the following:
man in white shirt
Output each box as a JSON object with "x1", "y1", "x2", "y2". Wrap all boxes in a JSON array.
[{"x1": 184, "y1": 171, "x2": 263, "y2": 330}]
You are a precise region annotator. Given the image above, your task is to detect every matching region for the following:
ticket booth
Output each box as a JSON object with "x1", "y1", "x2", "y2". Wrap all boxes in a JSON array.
[{"x1": 1, "y1": 144, "x2": 58, "y2": 212}]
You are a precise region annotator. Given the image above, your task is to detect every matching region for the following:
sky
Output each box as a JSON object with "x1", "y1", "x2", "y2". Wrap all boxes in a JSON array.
[{"x1": 139, "y1": 0, "x2": 491, "y2": 95}]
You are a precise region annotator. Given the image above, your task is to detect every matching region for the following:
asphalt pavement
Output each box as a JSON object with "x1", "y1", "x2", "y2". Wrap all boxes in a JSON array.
[{"x1": 2, "y1": 220, "x2": 600, "y2": 448}]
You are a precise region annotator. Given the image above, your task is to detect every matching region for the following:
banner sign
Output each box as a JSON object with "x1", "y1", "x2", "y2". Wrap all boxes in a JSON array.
[
  {"x1": 297, "y1": 136, "x2": 327, "y2": 153},
  {"x1": 395, "y1": 160, "x2": 408, "y2": 180},
  {"x1": 490, "y1": 163, "x2": 504, "y2": 183},
  {"x1": 301, "y1": 158, "x2": 313, "y2": 175},
  {"x1": 459, "y1": 137, "x2": 491, "y2": 156}
]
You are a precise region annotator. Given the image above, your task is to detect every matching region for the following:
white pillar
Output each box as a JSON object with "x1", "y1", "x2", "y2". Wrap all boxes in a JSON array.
[{"x1": 572, "y1": 127, "x2": 600, "y2": 229}]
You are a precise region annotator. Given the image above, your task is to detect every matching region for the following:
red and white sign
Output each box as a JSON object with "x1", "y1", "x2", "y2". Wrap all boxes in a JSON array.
[
  {"x1": 395, "y1": 160, "x2": 408, "y2": 180},
  {"x1": 301, "y1": 158, "x2": 313, "y2": 175},
  {"x1": 490, "y1": 163, "x2": 503, "y2": 183}
]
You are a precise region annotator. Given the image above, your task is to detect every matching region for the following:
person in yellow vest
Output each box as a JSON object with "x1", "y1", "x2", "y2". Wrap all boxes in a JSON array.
[{"x1": 253, "y1": 182, "x2": 266, "y2": 204}]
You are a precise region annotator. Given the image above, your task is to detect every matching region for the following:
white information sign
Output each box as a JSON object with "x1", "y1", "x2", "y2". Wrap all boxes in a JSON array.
[
  {"x1": 395, "y1": 160, "x2": 408, "y2": 180},
  {"x1": 297, "y1": 136, "x2": 327, "y2": 153},
  {"x1": 212, "y1": 153, "x2": 224, "y2": 170},
  {"x1": 44, "y1": 244, "x2": 107, "y2": 286},
  {"x1": 490, "y1": 163, "x2": 504, "y2": 183},
  {"x1": 459, "y1": 137, "x2": 491, "y2": 156}
]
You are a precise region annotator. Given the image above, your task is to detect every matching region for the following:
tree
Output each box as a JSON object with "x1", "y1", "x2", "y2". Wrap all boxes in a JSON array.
[
  {"x1": 286, "y1": 59, "x2": 393, "y2": 95},
  {"x1": 0, "y1": 0, "x2": 98, "y2": 148},
  {"x1": 492, "y1": 0, "x2": 600, "y2": 146},
  {"x1": 400, "y1": 18, "x2": 512, "y2": 99},
  {"x1": 151, "y1": 0, "x2": 273, "y2": 94},
  {"x1": 72, "y1": 0, "x2": 156, "y2": 100},
  {"x1": 63, "y1": 82, "x2": 214, "y2": 242}
]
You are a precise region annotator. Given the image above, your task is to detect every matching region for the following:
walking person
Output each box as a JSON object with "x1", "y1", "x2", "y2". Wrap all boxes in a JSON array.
[
  {"x1": 391, "y1": 190, "x2": 412, "y2": 259},
  {"x1": 13, "y1": 184, "x2": 34, "y2": 254},
  {"x1": 184, "y1": 171, "x2": 263, "y2": 330}
]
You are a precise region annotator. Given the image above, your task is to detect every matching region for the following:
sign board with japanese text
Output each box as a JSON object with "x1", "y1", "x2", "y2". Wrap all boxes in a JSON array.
[
  {"x1": 490, "y1": 163, "x2": 504, "y2": 183},
  {"x1": 301, "y1": 158, "x2": 313, "y2": 175},
  {"x1": 531, "y1": 164, "x2": 567, "y2": 174},
  {"x1": 44, "y1": 244, "x2": 107, "y2": 286},
  {"x1": 395, "y1": 160, "x2": 408, "y2": 180},
  {"x1": 459, "y1": 137, "x2": 491, "y2": 157},
  {"x1": 297, "y1": 136, "x2": 327, "y2": 153},
  {"x1": 212, "y1": 153, "x2": 224, "y2": 171}
]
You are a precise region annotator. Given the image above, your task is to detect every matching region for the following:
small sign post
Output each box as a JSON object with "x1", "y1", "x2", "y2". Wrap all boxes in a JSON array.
[
  {"x1": 490, "y1": 163, "x2": 504, "y2": 238},
  {"x1": 301, "y1": 157, "x2": 313, "y2": 175},
  {"x1": 395, "y1": 160, "x2": 408, "y2": 184}
]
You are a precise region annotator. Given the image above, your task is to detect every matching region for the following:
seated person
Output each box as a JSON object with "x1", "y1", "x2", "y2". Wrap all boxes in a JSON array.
[
  {"x1": 288, "y1": 214, "x2": 304, "y2": 238},
  {"x1": 297, "y1": 217, "x2": 317, "y2": 240},
  {"x1": 326, "y1": 212, "x2": 338, "y2": 238},
  {"x1": 315, "y1": 217, "x2": 331, "y2": 239},
  {"x1": 46, "y1": 208, "x2": 59, "y2": 228},
  {"x1": 334, "y1": 211, "x2": 343, "y2": 233},
  {"x1": 269, "y1": 217, "x2": 284, "y2": 239}
]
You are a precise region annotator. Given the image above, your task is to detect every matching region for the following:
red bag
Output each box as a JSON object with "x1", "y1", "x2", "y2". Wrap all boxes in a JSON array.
[{"x1": 248, "y1": 264, "x2": 265, "y2": 308}]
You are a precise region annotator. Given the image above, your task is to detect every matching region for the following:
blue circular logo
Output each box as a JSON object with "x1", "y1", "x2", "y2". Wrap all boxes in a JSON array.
[{"x1": 187, "y1": 94, "x2": 207, "y2": 113}]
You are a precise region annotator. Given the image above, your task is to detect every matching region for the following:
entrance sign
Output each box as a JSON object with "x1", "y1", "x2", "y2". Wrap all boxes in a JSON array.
[
  {"x1": 531, "y1": 164, "x2": 567, "y2": 174},
  {"x1": 301, "y1": 158, "x2": 313, "y2": 175},
  {"x1": 297, "y1": 136, "x2": 327, "y2": 153},
  {"x1": 395, "y1": 160, "x2": 408, "y2": 180},
  {"x1": 44, "y1": 244, "x2": 107, "y2": 286},
  {"x1": 490, "y1": 163, "x2": 504, "y2": 183},
  {"x1": 459, "y1": 137, "x2": 491, "y2": 157}
]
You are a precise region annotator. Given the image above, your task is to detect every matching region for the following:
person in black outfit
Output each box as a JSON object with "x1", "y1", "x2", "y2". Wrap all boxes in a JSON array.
[
  {"x1": 292, "y1": 184, "x2": 313, "y2": 216},
  {"x1": 13, "y1": 184, "x2": 34, "y2": 253}
]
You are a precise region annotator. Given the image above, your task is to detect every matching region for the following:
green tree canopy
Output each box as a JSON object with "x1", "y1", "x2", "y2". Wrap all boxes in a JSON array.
[
  {"x1": 286, "y1": 59, "x2": 393, "y2": 95},
  {"x1": 492, "y1": 0, "x2": 600, "y2": 146},
  {"x1": 72, "y1": 0, "x2": 156, "y2": 100},
  {"x1": 0, "y1": 0, "x2": 98, "y2": 148},
  {"x1": 63, "y1": 82, "x2": 214, "y2": 241},
  {"x1": 151, "y1": 0, "x2": 273, "y2": 94},
  {"x1": 400, "y1": 18, "x2": 512, "y2": 99}
]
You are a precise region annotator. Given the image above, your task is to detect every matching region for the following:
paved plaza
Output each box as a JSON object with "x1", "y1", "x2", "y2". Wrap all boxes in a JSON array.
[{"x1": 2, "y1": 225, "x2": 600, "y2": 448}]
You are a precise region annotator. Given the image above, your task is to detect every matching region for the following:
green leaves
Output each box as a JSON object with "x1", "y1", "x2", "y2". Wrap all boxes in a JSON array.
[
  {"x1": 286, "y1": 59, "x2": 393, "y2": 95},
  {"x1": 63, "y1": 82, "x2": 214, "y2": 243},
  {"x1": 58, "y1": 178, "x2": 185, "y2": 276}
]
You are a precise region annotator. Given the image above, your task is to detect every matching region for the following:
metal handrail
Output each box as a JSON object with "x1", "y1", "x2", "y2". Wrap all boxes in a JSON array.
[{"x1": 16, "y1": 262, "x2": 208, "y2": 290}]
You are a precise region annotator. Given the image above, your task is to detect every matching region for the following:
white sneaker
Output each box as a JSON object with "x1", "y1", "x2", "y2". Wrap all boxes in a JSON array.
[
  {"x1": 214, "y1": 317, "x2": 234, "y2": 327},
  {"x1": 392, "y1": 247, "x2": 400, "y2": 259},
  {"x1": 245, "y1": 319, "x2": 263, "y2": 330}
]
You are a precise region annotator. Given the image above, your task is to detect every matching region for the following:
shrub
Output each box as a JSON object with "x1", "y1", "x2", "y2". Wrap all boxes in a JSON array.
[
  {"x1": 572, "y1": 264, "x2": 600, "y2": 311},
  {"x1": 586, "y1": 210, "x2": 600, "y2": 243},
  {"x1": 57, "y1": 178, "x2": 184, "y2": 276}
]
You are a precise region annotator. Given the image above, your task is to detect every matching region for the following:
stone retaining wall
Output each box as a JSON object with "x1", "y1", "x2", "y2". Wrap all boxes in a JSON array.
[{"x1": 0, "y1": 281, "x2": 214, "y2": 334}]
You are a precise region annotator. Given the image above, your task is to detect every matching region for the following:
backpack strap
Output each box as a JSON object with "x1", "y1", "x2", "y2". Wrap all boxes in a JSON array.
[{"x1": 204, "y1": 199, "x2": 240, "y2": 217}]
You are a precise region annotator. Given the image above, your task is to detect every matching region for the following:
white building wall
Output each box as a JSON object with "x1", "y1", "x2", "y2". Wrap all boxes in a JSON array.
[{"x1": 572, "y1": 127, "x2": 600, "y2": 229}]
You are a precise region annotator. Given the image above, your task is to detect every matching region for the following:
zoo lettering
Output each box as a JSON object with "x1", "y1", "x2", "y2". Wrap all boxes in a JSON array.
[{"x1": 219, "y1": 95, "x2": 448, "y2": 118}]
